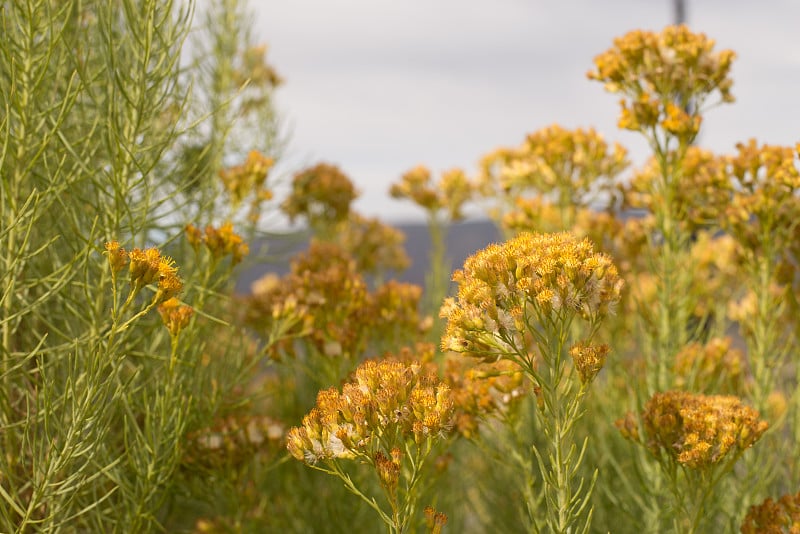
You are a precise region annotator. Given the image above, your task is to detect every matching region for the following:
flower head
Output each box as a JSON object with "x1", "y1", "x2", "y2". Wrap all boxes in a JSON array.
[
  {"x1": 569, "y1": 341, "x2": 610, "y2": 385},
  {"x1": 741, "y1": 490, "x2": 800, "y2": 534},
  {"x1": 619, "y1": 390, "x2": 768, "y2": 470},
  {"x1": 588, "y1": 26, "x2": 736, "y2": 142},
  {"x1": 390, "y1": 165, "x2": 474, "y2": 221},
  {"x1": 281, "y1": 163, "x2": 359, "y2": 230},
  {"x1": 440, "y1": 232, "x2": 623, "y2": 358},
  {"x1": 218, "y1": 150, "x2": 275, "y2": 210},
  {"x1": 723, "y1": 139, "x2": 800, "y2": 255},
  {"x1": 157, "y1": 297, "x2": 194, "y2": 336},
  {"x1": 104, "y1": 241, "x2": 128, "y2": 275},
  {"x1": 336, "y1": 213, "x2": 410, "y2": 275},
  {"x1": 287, "y1": 358, "x2": 454, "y2": 464}
]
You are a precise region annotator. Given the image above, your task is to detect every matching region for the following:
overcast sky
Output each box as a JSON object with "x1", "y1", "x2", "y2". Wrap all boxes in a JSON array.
[{"x1": 254, "y1": 0, "x2": 800, "y2": 223}]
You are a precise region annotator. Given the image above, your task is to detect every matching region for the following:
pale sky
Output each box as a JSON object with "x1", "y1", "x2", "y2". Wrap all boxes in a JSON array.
[{"x1": 254, "y1": 0, "x2": 800, "y2": 223}]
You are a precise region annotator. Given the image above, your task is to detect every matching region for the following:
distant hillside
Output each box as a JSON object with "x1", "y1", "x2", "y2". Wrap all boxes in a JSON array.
[{"x1": 236, "y1": 219, "x2": 501, "y2": 293}]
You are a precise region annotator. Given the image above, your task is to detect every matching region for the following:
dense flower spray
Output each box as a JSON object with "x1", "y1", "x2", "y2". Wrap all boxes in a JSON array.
[
  {"x1": 440, "y1": 231, "x2": 622, "y2": 532},
  {"x1": 287, "y1": 358, "x2": 454, "y2": 533}
]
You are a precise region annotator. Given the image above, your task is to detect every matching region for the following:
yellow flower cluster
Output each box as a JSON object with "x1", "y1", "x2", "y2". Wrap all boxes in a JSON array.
[
  {"x1": 444, "y1": 357, "x2": 527, "y2": 439},
  {"x1": 233, "y1": 44, "x2": 282, "y2": 90},
  {"x1": 390, "y1": 165, "x2": 473, "y2": 221},
  {"x1": 246, "y1": 241, "x2": 426, "y2": 361},
  {"x1": 424, "y1": 506, "x2": 448, "y2": 534},
  {"x1": 480, "y1": 125, "x2": 628, "y2": 208},
  {"x1": 371, "y1": 280, "x2": 431, "y2": 346},
  {"x1": 157, "y1": 297, "x2": 194, "y2": 337},
  {"x1": 105, "y1": 241, "x2": 184, "y2": 304},
  {"x1": 724, "y1": 139, "x2": 800, "y2": 253},
  {"x1": 217, "y1": 150, "x2": 274, "y2": 209},
  {"x1": 281, "y1": 163, "x2": 359, "y2": 228},
  {"x1": 617, "y1": 390, "x2": 768, "y2": 470},
  {"x1": 186, "y1": 222, "x2": 249, "y2": 265},
  {"x1": 286, "y1": 358, "x2": 454, "y2": 464},
  {"x1": 440, "y1": 232, "x2": 623, "y2": 357},
  {"x1": 248, "y1": 241, "x2": 368, "y2": 360},
  {"x1": 336, "y1": 213, "x2": 411, "y2": 275},
  {"x1": 502, "y1": 196, "x2": 566, "y2": 234},
  {"x1": 625, "y1": 146, "x2": 731, "y2": 231},
  {"x1": 740, "y1": 490, "x2": 800, "y2": 534},
  {"x1": 588, "y1": 26, "x2": 735, "y2": 143},
  {"x1": 672, "y1": 337, "x2": 746, "y2": 395},
  {"x1": 569, "y1": 341, "x2": 611, "y2": 385}
]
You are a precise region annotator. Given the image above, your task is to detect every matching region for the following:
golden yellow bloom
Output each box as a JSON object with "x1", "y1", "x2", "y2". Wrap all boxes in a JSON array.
[
  {"x1": 390, "y1": 165, "x2": 474, "y2": 221},
  {"x1": 155, "y1": 272, "x2": 184, "y2": 305},
  {"x1": 128, "y1": 247, "x2": 162, "y2": 287},
  {"x1": 375, "y1": 448, "x2": 401, "y2": 496},
  {"x1": 281, "y1": 163, "x2": 358, "y2": 229},
  {"x1": 440, "y1": 232, "x2": 623, "y2": 358},
  {"x1": 569, "y1": 341, "x2": 610, "y2": 385},
  {"x1": 477, "y1": 125, "x2": 627, "y2": 225},
  {"x1": 185, "y1": 224, "x2": 203, "y2": 250},
  {"x1": 157, "y1": 297, "x2": 194, "y2": 336},
  {"x1": 740, "y1": 491, "x2": 800, "y2": 534},
  {"x1": 444, "y1": 357, "x2": 527, "y2": 439},
  {"x1": 588, "y1": 26, "x2": 735, "y2": 142},
  {"x1": 672, "y1": 337, "x2": 745, "y2": 395},
  {"x1": 233, "y1": 44, "x2": 282, "y2": 89},
  {"x1": 619, "y1": 390, "x2": 768, "y2": 470},
  {"x1": 424, "y1": 506, "x2": 448, "y2": 534},
  {"x1": 336, "y1": 213, "x2": 410, "y2": 274},
  {"x1": 204, "y1": 222, "x2": 249, "y2": 264},
  {"x1": 723, "y1": 139, "x2": 800, "y2": 255},
  {"x1": 287, "y1": 358, "x2": 454, "y2": 464},
  {"x1": 218, "y1": 150, "x2": 275, "y2": 209},
  {"x1": 104, "y1": 241, "x2": 128, "y2": 275},
  {"x1": 625, "y1": 148, "x2": 731, "y2": 231}
]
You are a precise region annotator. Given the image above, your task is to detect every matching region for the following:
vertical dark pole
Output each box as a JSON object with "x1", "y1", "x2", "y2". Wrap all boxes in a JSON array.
[{"x1": 674, "y1": 0, "x2": 687, "y2": 24}]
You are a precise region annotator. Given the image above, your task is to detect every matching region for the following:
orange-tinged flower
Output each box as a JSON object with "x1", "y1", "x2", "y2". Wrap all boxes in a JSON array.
[
  {"x1": 157, "y1": 297, "x2": 194, "y2": 336},
  {"x1": 104, "y1": 241, "x2": 128, "y2": 275},
  {"x1": 619, "y1": 390, "x2": 768, "y2": 470}
]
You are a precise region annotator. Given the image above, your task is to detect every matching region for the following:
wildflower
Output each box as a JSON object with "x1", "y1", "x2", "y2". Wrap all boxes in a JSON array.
[
  {"x1": 722, "y1": 139, "x2": 800, "y2": 256},
  {"x1": 336, "y1": 213, "x2": 410, "y2": 275},
  {"x1": 740, "y1": 491, "x2": 800, "y2": 534},
  {"x1": 624, "y1": 147, "x2": 731, "y2": 231},
  {"x1": 155, "y1": 271, "x2": 184, "y2": 305},
  {"x1": 204, "y1": 222, "x2": 248, "y2": 263},
  {"x1": 369, "y1": 280, "x2": 430, "y2": 347},
  {"x1": 588, "y1": 26, "x2": 735, "y2": 143},
  {"x1": 233, "y1": 44, "x2": 282, "y2": 89},
  {"x1": 375, "y1": 449, "x2": 401, "y2": 496},
  {"x1": 287, "y1": 358, "x2": 454, "y2": 464},
  {"x1": 390, "y1": 164, "x2": 474, "y2": 221},
  {"x1": 440, "y1": 232, "x2": 623, "y2": 362},
  {"x1": 281, "y1": 163, "x2": 358, "y2": 231},
  {"x1": 672, "y1": 337, "x2": 746, "y2": 395},
  {"x1": 569, "y1": 341, "x2": 610, "y2": 385},
  {"x1": 157, "y1": 298, "x2": 194, "y2": 336},
  {"x1": 444, "y1": 357, "x2": 528, "y2": 439},
  {"x1": 185, "y1": 224, "x2": 203, "y2": 250},
  {"x1": 243, "y1": 241, "x2": 370, "y2": 362},
  {"x1": 424, "y1": 506, "x2": 448, "y2": 534},
  {"x1": 218, "y1": 150, "x2": 274, "y2": 209},
  {"x1": 104, "y1": 241, "x2": 128, "y2": 275},
  {"x1": 390, "y1": 165, "x2": 440, "y2": 212},
  {"x1": 128, "y1": 247, "x2": 162, "y2": 287},
  {"x1": 619, "y1": 390, "x2": 768, "y2": 470}
]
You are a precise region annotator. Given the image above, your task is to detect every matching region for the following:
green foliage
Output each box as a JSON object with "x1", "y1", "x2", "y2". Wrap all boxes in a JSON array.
[{"x1": 3, "y1": 7, "x2": 800, "y2": 534}]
